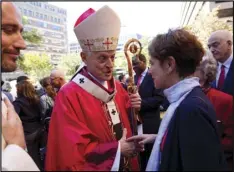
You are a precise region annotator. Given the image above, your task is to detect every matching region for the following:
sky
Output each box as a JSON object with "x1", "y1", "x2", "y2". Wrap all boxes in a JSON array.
[{"x1": 49, "y1": 1, "x2": 183, "y2": 43}]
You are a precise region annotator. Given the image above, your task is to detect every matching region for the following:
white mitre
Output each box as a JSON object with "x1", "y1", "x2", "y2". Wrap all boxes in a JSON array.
[{"x1": 74, "y1": 5, "x2": 121, "y2": 52}]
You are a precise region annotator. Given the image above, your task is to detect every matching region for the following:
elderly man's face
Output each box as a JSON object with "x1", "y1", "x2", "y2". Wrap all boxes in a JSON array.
[
  {"x1": 81, "y1": 50, "x2": 115, "y2": 81},
  {"x1": 1, "y1": 2, "x2": 26, "y2": 72},
  {"x1": 208, "y1": 35, "x2": 232, "y2": 63}
]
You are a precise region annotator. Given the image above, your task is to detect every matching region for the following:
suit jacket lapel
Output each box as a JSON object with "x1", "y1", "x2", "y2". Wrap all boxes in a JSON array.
[
  {"x1": 223, "y1": 59, "x2": 233, "y2": 90},
  {"x1": 134, "y1": 75, "x2": 138, "y2": 85},
  {"x1": 138, "y1": 73, "x2": 149, "y2": 91}
]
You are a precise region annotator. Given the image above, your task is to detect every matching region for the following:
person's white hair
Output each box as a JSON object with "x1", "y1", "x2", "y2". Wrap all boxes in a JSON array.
[
  {"x1": 50, "y1": 69, "x2": 65, "y2": 79},
  {"x1": 198, "y1": 51, "x2": 217, "y2": 83},
  {"x1": 209, "y1": 30, "x2": 233, "y2": 46}
]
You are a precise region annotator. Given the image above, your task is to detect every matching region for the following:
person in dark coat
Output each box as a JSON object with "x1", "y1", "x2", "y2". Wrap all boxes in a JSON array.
[
  {"x1": 195, "y1": 54, "x2": 233, "y2": 171},
  {"x1": 13, "y1": 79, "x2": 46, "y2": 170},
  {"x1": 132, "y1": 53, "x2": 165, "y2": 170},
  {"x1": 127, "y1": 28, "x2": 228, "y2": 171}
]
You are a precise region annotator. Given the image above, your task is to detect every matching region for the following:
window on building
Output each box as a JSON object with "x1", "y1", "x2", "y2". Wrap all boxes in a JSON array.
[
  {"x1": 55, "y1": 18, "x2": 57, "y2": 23},
  {"x1": 44, "y1": 14, "x2": 47, "y2": 20},
  {"x1": 58, "y1": 18, "x2": 61, "y2": 23},
  {"x1": 38, "y1": 2, "x2": 41, "y2": 7},
  {"x1": 43, "y1": 22, "x2": 47, "y2": 28},
  {"x1": 36, "y1": 12, "x2": 39, "y2": 18},
  {"x1": 40, "y1": 14, "x2": 43, "y2": 19},
  {"x1": 45, "y1": 5, "x2": 47, "y2": 9},
  {"x1": 23, "y1": 9, "x2": 27, "y2": 16},
  {"x1": 51, "y1": 16, "x2": 53, "y2": 22},
  {"x1": 28, "y1": 10, "x2": 32, "y2": 17}
]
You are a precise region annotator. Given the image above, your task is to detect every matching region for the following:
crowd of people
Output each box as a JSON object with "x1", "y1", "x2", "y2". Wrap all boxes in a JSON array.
[
  {"x1": 2, "y1": 69, "x2": 67, "y2": 170},
  {"x1": 1, "y1": 2, "x2": 233, "y2": 171}
]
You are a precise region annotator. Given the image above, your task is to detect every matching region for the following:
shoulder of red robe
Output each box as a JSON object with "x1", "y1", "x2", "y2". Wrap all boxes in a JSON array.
[{"x1": 73, "y1": 5, "x2": 121, "y2": 52}]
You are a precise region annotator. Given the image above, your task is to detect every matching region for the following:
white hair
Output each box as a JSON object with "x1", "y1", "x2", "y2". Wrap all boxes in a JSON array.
[
  {"x1": 209, "y1": 30, "x2": 233, "y2": 44},
  {"x1": 199, "y1": 51, "x2": 217, "y2": 83},
  {"x1": 50, "y1": 68, "x2": 65, "y2": 79}
]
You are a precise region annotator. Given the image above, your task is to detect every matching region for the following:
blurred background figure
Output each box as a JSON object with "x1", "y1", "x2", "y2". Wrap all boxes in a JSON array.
[
  {"x1": 194, "y1": 53, "x2": 233, "y2": 171},
  {"x1": 39, "y1": 76, "x2": 56, "y2": 131},
  {"x1": 118, "y1": 73, "x2": 127, "y2": 90},
  {"x1": 50, "y1": 69, "x2": 67, "y2": 92},
  {"x1": 13, "y1": 78, "x2": 47, "y2": 170},
  {"x1": 39, "y1": 76, "x2": 57, "y2": 167},
  {"x1": 16, "y1": 75, "x2": 29, "y2": 83}
]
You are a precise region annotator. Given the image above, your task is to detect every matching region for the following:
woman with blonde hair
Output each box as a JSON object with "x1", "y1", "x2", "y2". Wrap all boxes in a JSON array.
[{"x1": 194, "y1": 52, "x2": 233, "y2": 171}]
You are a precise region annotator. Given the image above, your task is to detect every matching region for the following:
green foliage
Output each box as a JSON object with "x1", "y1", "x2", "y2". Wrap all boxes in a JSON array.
[
  {"x1": 22, "y1": 16, "x2": 43, "y2": 44},
  {"x1": 57, "y1": 53, "x2": 82, "y2": 80},
  {"x1": 184, "y1": 7, "x2": 233, "y2": 49},
  {"x1": 113, "y1": 35, "x2": 151, "y2": 75},
  {"x1": 23, "y1": 29, "x2": 43, "y2": 44},
  {"x1": 139, "y1": 36, "x2": 151, "y2": 65},
  {"x1": 17, "y1": 53, "x2": 53, "y2": 81},
  {"x1": 114, "y1": 52, "x2": 128, "y2": 71}
]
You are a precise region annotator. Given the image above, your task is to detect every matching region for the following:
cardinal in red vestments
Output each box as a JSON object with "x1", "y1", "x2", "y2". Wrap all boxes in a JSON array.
[{"x1": 45, "y1": 5, "x2": 141, "y2": 171}]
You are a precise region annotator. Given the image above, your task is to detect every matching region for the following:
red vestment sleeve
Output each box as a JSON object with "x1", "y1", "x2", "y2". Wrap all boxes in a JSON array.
[{"x1": 45, "y1": 87, "x2": 118, "y2": 171}]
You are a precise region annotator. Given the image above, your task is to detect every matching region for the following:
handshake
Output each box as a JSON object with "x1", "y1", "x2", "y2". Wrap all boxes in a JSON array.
[{"x1": 119, "y1": 128, "x2": 157, "y2": 157}]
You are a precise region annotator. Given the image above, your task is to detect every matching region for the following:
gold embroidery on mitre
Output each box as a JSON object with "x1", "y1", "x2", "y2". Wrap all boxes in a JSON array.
[{"x1": 79, "y1": 37, "x2": 119, "y2": 51}]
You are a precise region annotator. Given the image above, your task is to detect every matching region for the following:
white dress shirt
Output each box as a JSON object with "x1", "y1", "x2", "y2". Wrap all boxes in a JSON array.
[{"x1": 138, "y1": 68, "x2": 148, "y2": 86}]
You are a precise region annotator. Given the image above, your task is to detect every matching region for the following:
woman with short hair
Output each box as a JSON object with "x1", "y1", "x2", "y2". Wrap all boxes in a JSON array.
[{"x1": 127, "y1": 28, "x2": 227, "y2": 171}]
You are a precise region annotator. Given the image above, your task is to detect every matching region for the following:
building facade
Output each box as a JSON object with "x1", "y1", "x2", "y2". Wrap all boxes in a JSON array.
[
  {"x1": 14, "y1": 2, "x2": 68, "y2": 65},
  {"x1": 69, "y1": 42, "x2": 81, "y2": 54},
  {"x1": 180, "y1": 1, "x2": 233, "y2": 27}
]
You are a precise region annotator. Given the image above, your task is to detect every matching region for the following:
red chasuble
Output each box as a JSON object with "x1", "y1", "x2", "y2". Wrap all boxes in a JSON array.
[{"x1": 45, "y1": 68, "x2": 139, "y2": 171}]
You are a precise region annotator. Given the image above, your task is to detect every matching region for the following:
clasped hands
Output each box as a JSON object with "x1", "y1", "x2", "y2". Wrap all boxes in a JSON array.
[{"x1": 120, "y1": 128, "x2": 157, "y2": 158}]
